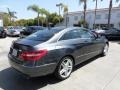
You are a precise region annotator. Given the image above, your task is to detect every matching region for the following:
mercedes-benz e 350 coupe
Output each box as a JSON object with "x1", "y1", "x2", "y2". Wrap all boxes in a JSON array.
[{"x1": 8, "y1": 27, "x2": 109, "y2": 80}]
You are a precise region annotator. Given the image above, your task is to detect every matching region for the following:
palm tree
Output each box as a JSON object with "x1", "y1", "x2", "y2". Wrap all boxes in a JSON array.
[
  {"x1": 1, "y1": 12, "x2": 10, "y2": 26},
  {"x1": 7, "y1": 8, "x2": 17, "y2": 23},
  {"x1": 27, "y1": 5, "x2": 41, "y2": 26},
  {"x1": 93, "y1": 0, "x2": 103, "y2": 29},
  {"x1": 41, "y1": 8, "x2": 50, "y2": 27},
  {"x1": 108, "y1": 0, "x2": 119, "y2": 29},
  {"x1": 79, "y1": 0, "x2": 87, "y2": 27},
  {"x1": 62, "y1": 4, "x2": 69, "y2": 27},
  {"x1": 39, "y1": 8, "x2": 46, "y2": 26}
]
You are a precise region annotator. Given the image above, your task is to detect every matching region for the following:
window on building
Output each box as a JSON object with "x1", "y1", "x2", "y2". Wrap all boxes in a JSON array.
[
  {"x1": 67, "y1": 17, "x2": 69, "y2": 22},
  {"x1": 96, "y1": 15, "x2": 101, "y2": 19},
  {"x1": 117, "y1": 13, "x2": 120, "y2": 18},
  {"x1": 81, "y1": 15, "x2": 84, "y2": 20},
  {"x1": 74, "y1": 16, "x2": 78, "y2": 21},
  {"x1": 105, "y1": 14, "x2": 108, "y2": 19},
  {"x1": 89, "y1": 15, "x2": 91, "y2": 19}
]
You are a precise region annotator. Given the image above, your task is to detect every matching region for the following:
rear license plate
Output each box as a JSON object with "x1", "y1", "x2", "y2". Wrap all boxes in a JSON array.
[{"x1": 12, "y1": 49, "x2": 18, "y2": 56}]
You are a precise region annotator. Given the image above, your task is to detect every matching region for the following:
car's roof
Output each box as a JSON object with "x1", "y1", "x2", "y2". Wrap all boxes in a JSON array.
[
  {"x1": 51, "y1": 26, "x2": 66, "y2": 29},
  {"x1": 64, "y1": 27, "x2": 89, "y2": 31},
  {"x1": 38, "y1": 27, "x2": 88, "y2": 34}
]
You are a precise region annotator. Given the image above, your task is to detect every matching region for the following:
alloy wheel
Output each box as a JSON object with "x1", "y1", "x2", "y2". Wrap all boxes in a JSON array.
[
  {"x1": 59, "y1": 58, "x2": 73, "y2": 78},
  {"x1": 103, "y1": 44, "x2": 109, "y2": 55}
]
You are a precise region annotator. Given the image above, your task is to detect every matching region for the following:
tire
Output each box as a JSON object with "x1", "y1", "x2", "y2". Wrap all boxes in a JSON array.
[
  {"x1": 2, "y1": 33, "x2": 6, "y2": 38},
  {"x1": 54, "y1": 56, "x2": 73, "y2": 80},
  {"x1": 101, "y1": 44, "x2": 109, "y2": 56}
]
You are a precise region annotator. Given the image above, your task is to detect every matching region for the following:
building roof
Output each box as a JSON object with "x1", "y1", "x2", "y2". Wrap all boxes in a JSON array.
[{"x1": 68, "y1": 7, "x2": 120, "y2": 15}]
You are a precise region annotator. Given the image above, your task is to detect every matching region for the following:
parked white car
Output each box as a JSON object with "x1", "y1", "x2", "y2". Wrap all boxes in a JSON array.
[{"x1": 6, "y1": 26, "x2": 23, "y2": 36}]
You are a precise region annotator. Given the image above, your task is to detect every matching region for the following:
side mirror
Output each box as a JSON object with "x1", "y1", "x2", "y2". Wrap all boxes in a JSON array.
[
  {"x1": 95, "y1": 33, "x2": 99, "y2": 38},
  {"x1": 92, "y1": 31, "x2": 99, "y2": 39}
]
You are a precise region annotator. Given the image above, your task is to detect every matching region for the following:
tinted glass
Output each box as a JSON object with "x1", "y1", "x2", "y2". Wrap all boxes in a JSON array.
[
  {"x1": 60, "y1": 29, "x2": 94, "y2": 40},
  {"x1": 105, "y1": 30, "x2": 117, "y2": 33},
  {"x1": 51, "y1": 26, "x2": 66, "y2": 32},
  {"x1": 0, "y1": 27, "x2": 3, "y2": 31},
  {"x1": 25, "y1": 26, "x2": 44, "y2": 31},
  {"x1": 8, "y1": 27, "x2": 13, "y2": 29},
  {"x1": 80, "y1": 30, "x2": 94, "y2": 39},
  {"x1": 60, "y1": 29, "x2": 82, "y2": 40},
  {"x1": 25, "y1": 29, "x2": 61, "y2": 41}
]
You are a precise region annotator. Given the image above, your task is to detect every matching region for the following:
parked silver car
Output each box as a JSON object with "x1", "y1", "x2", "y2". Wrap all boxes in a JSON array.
[{"x1": 6, "y1": 26, "x2": 23, "y2": 36}]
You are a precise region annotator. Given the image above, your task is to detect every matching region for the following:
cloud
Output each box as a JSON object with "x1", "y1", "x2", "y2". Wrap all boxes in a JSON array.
[
  {"x1": 0, "y1": 5, "x2": 9, "y2": 8},
  {"x1": 0, "y1": 5, "x2": 10, "y2": 12}
]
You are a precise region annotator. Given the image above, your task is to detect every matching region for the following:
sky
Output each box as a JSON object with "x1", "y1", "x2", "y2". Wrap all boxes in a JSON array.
[{"x1": 0, "y1": 0, "x2": 119, "y2": 19}]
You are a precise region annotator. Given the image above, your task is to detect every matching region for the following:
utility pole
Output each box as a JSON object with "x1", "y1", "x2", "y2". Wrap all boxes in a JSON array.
[
  {"x1": 108, "y1": 0, "x2": 112, "y2": 29},
  {"x1": 56, "y1": 3, "x2": 62, "y2": 24}
]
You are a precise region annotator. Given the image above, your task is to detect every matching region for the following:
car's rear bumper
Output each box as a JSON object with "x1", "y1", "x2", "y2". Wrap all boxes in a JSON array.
[
  {"x1": 8, "y1": 54, "x2": 57, "y2": 77},
  {"x1": 0, "y1": 34, "x2": 2, "y2": 37}
]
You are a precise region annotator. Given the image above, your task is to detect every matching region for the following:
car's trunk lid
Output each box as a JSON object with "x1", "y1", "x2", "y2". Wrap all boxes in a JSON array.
[{"x1": 9, "y1": 39, "x2": 45, "y2": 62}]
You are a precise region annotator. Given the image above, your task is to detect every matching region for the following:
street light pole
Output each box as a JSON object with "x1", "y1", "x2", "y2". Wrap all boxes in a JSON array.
[{"x1": 56, "y1": 3, "x2": 62, "y2": 24}]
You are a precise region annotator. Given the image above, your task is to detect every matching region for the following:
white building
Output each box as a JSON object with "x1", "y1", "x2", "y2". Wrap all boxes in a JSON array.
[{"x1": 62, "y1": 7, "x2": 120, "y2": 29}]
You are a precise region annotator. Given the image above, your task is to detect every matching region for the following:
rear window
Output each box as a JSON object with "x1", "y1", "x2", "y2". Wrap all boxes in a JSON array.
[
  {"x1": 26, "y1": 26, "x2": 44, "y2": 31},
  {"x1": 25, "y1": 29, "x2": 60, "y2": 41},
  {"x1": 8, "y1": 27, "x2": 13, "y2": 29},
  {"x1": 14, "y1": 27, "x2": 22, "y2": 29},
  {"x1": 0, "y1": 27, "x2": 3, "y2": 31},
  {"x1": 8, "y1": 27, "x2": 22, "y2": 30}
]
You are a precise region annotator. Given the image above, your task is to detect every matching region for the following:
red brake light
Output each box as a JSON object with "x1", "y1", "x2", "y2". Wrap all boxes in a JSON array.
[{"x1": 19, "y1": 49, "x2": 48, "y2": 61}]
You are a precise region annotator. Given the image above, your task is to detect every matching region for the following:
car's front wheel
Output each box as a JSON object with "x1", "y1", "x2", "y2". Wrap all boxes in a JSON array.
[
  {"x1": 2, "y1": 33, "x2": 6, "y2": 38},
  {"x1": 101, "y1": 44, "x2": 109, "y2": 56},
  {"x1": 55, "y1": 57, "x2": 73, "y2": 80}
]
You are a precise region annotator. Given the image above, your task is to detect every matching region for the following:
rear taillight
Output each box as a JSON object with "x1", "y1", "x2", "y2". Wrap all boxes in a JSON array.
[{"x1": 19, "y1": 49, "x2": 48, "y2": 61}]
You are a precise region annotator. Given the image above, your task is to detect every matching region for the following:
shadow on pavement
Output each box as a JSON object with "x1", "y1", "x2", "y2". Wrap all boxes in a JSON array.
[
  {"x1": 0, "y1": 55, "x2": 101, "y2": 90},
  {"x1": 0, "y1": 68, "x2": 60, "y2": 90},
  {"x1": 73, "y1": 55, "x2": 100, "y2": 71}
]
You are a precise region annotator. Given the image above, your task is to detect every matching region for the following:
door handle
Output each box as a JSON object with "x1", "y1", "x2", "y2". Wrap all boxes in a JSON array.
[{"x1": 84, "y1": 40, "x2": 88, "y2": 42}]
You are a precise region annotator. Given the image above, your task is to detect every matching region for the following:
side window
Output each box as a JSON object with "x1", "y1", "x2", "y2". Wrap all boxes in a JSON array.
[
  {"x1": 80, "y1": 30, "x2": 95, "y2": 39},
  {"x1": 60, "y1": 30, "x2": 81, "y2": 40}
]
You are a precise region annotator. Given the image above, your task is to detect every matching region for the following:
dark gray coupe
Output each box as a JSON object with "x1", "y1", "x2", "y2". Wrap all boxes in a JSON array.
[{"x1": 8, "y1": 27, "x2": 109, "y2": 80}]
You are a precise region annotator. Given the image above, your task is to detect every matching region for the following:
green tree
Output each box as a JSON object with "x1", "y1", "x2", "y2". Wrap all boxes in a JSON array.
[
  {"x1": 27, "y1": 5, "x2": 42, "y2": 26},
  {"x1": 7, "y1": 8, "x2": 17, "y2": 23},
  {"x1": 40, "y1": 8, "x2": 46, "y2": 26},
  {"x1": 78, "y1": 20, "x2": 88, "y2": 28},
  {"x1": 48, "y1": 13, "x2": 63, "y2": 26},
  {"x1": 41, "y1": 8, "x2": 50, "y2": 27},
  {"x1": 1, "y1": 13, "x2": 10, "y2": 26}
]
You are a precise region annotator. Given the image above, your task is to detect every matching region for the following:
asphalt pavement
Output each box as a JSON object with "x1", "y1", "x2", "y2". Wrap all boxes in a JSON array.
[{"x1": 0, "y1": 37, "x2": 120, "y2": 90}]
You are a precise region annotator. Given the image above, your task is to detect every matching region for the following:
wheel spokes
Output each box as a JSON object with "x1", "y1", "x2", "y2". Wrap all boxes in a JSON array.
[
  {"x1": 60, "y1": 69, "x2": 65, "y2": 75},
  {"x1": 68, "y1": 66, "x2": 72, "y2": 70},
  {"x1": 59, "y1": 58, "x2": 73, "y2": 78}
]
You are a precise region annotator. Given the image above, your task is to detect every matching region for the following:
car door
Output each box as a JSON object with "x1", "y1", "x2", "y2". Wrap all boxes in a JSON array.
[
  {"x1": 86, "y1": 31, "x2": 105, "y2": 57},
  {"x1": 57, "y1": 29, "x2": 95, "y2": 65},
  {"x1": 74, "y1": 29, "x2": 101, "y2": 63}
]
